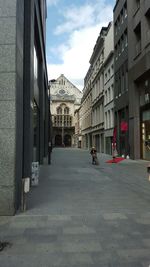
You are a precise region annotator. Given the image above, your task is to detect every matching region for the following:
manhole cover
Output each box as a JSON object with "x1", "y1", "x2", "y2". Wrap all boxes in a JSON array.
[{"x1": 0, "y1": 242, "x2": 11, "y2": 252}]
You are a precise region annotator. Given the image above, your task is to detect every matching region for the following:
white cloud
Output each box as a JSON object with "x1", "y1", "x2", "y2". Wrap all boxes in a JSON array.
[
  {"x1": 48, "y1": 24, "x2": 106, "y2": 90},
  {"x1": 54, "y1": 1, "x2": 113, "y2": 35},
  {"x1": 47, "y1": 0, "x2": 114, "y2": 90},
  {"x1": 47, "y1": 0, "x2": 59, "y2": 6},
  {"x1": 55, "y1": 4, "x2": 95, "y2": 35}
]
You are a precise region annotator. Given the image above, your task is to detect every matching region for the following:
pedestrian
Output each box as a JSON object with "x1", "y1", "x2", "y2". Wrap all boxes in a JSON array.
[{"x1": 90, "y1": 146, "x2": 97, "y2": 165}]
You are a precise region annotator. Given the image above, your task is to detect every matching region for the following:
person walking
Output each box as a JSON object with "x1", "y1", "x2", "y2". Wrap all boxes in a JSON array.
[{"x1": 90, "y1": 146, "x2": 97, "y2": 165}]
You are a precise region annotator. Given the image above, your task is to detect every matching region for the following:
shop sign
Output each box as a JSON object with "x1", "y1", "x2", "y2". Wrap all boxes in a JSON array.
[{"x1": 121, "y1": 121, "x2": 128, "y2": 132}]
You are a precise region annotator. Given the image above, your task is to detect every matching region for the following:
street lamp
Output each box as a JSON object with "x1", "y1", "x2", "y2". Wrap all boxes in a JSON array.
[
  {"x1": 62, "y1": 114, "x2": 64, "y2": 147},
  {"x1": 48, "y1": 79, "x2": 56, "y2": 164}
]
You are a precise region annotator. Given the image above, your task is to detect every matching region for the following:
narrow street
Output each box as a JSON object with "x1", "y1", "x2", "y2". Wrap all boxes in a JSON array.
[{"x1": 0, "y1": 148, "x2": 150, "y2": 266}]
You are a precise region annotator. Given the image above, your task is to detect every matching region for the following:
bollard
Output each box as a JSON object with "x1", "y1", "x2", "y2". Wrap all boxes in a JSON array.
[
  {"x1": 112, "y1": 143, "x2": 118, "y2": 163},
  {"x1": 21, "y1": 178, "x2": 30, "y2": 211},
  {"x1": 147, "y1": 165, "x2": 150, "y2": 181}
]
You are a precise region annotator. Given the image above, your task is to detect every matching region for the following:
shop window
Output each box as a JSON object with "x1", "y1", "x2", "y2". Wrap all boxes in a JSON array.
[{"x1": 34, "y1": 46, "x2": 38, "y2": 79}]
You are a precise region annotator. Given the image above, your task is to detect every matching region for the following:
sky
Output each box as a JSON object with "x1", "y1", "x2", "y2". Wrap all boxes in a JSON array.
[{"x1": 46, "y1": 0, "x2": 116, "y2": 91}]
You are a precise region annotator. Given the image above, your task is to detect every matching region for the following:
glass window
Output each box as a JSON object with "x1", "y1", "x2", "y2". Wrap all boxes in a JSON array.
[
  {"x1": 124, "y1": 2, "x2": 127, "y2": 18},
  {"x1": 34, "y1": 46, "x2": 38, "y2": 78},
  {"x1": 64, "y1": 107, "x2": 69, "y2": 114},
  {"x1": 57, "y1": 107, "x2": 62, "y2": 114},
  {"x1": 142, "y1": 110, "x2": 150, "y2": 160}
]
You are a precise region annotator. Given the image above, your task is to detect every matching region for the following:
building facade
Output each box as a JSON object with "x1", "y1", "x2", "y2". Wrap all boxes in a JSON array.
[
  {"x1": 104, "y1": 23, "x2": 114, "y2": 155},
  {"x1": 128, "y1": 0, "x2": 150, "y2": 160},
  {"x1": 81, "y1": 23, "x2": 114, "y2": 154},
  {"x1": 74, "y1": 106, "x2": 82, "y2": 148},
  {"x1": 0, "y1": 0, "x2": 49, "y2": 215},
  {"x1": 114, "y1": 0, "x2": 129, "y2": 158},
  {"x1": 90, "y1": 26, "x2": 106, "y2": 152},
  {"x1": 50, "y1": 75, "x2": 82, "y2": 147},
  {"x1": 81, "y1": 67, "x2": 93, "y2": 150}
]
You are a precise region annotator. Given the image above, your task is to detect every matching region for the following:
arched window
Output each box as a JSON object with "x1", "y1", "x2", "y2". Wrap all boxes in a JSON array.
[
  {"x1": 57, "y1": 107, "x2": 62, "y2": 114},
  {"x1": 64, "y1": 107, "x2": 69, "y2": 114}
]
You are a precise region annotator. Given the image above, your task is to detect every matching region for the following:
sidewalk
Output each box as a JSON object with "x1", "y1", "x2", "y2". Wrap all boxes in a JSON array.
[{"x1": 0, "y1": 148, "x2": 150, "y2": 267}]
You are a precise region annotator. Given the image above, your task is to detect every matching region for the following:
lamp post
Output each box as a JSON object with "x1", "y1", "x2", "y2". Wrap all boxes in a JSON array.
[
  {"x1": 48, "y1": 81, "x2": 51, "y2": 164},
  {"x1": 62, "y1": 114, "x2": 64, "y2": 147},
  {"x1": 48, "y1": 79, "x2": 56, "y2": 164}
]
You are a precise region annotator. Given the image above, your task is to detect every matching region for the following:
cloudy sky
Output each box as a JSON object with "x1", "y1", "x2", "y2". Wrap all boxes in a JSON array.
[{"x1": 46, "y1": 0, "x2": 115, "y2": 91}]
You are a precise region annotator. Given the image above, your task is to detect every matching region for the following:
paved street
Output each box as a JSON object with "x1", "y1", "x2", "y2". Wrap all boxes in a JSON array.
[{"x1": 0, "y1": 148, "x2": 150, "y2": 266}]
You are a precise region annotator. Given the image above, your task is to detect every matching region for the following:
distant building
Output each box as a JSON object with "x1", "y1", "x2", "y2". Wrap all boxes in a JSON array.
[
  {"x1": 81, "y1": 22, "x2": 114, "y2": 154},
  {"x1": 50, "y1": 74, "x2": 82, "y2": 147},
  {"x1": 0, "y1": 0, "x2": 49, "y2": 215},
  {"x1": 74, "y1": 106, "x2": 82, "y2": 148},
  {"x1": 81, "y1": 67, "x2": 92, "y2": 150}
]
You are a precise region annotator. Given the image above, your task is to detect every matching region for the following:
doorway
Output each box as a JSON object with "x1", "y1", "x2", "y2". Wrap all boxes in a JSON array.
[
  {"x1": 141, "y1": 109, "x2": 150, "y2": 160},
  {"x1": 55, "y1": 135, "x2": 62, "y2": 146},
  {"x1": 64, "y1": 134, "x2": 71, "y2": 147}
]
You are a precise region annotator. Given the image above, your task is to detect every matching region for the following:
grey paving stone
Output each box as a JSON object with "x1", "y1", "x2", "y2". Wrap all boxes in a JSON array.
[
  {"x1": 0, "y1": 148, "x2": 150, "y2": 266},
  {"x1": 117, "y1": 249, "x2": 150, "y2": 261},
  {"x1": 103, "y1": 212, "x2": 127, "y2": 220},
  {"x1": 63, "y1": 225, "x2": 96, "y2": 234},
  {"x1": 10, "y1": 220, "x2": 37, "y2": 228},
  {"x1": 142, "y1": 239, "x2": 150, "y2": 247},
  {"x1": 62, "y1": 240, "x2": 102, "y2": 253},
  {"x1": 61, "y1": 253, "x2": 93, "y2": 265},
  {"x1": 135, "y1": 218, "x2": 150, "y2": 225}
]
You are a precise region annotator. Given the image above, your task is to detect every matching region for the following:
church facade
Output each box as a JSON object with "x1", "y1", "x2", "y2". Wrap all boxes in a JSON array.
[{"x1": 50, "y1": 75, "x2": 82, "y2": 147}]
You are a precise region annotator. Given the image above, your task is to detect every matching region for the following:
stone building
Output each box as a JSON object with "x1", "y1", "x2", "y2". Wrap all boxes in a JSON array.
[
  {"x1": 81, "y1": 22, "x2": 114, "y2": 154},
  {"x1": 114, "y1": 0, "x2": 150, "y2": 160},
  {"x1": 81, "y1": 67, "x2": 92, "y2": 150},
  {"x1": 104, "y1": 23, "x2": 114, "y2": 155},
  {"x1": 74, "y1": 106, "x2": 82, "y2": 148},
  {"x1": 50, "y1": 75, "x2": 82, "y2": 147},
  {"x1": 0, "y1": 0, "x2": 49, "y2": 215},
  {"x1": 128, "y1": 0, "x2": 150, "y2": 160},
  {"x1": 113, "y1": 0, "x2": 129, "y2": 158}
]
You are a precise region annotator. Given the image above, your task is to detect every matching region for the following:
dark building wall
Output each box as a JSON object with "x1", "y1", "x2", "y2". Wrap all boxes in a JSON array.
[
  {"x1": 113, "y1": 0, "x2": 129, "y2": 157},
  {"x1": 23, "y1": 0, "x2": 49, "y2": 172},
  {"x1": 23, "y1": 0, "x2": 34, "y2": 178},
  {"x1": 0, "y1": 0, "x2": 17, "y2": 215},
  {"x1": 0, "y1": 0, "x2": 49, "y2": 215},
  {"x1": 128, "y1": 0, "x2": 150, "y2": 159},
  {"x1": 15, "y1": 0, "x2": 24, "y2": 211}
]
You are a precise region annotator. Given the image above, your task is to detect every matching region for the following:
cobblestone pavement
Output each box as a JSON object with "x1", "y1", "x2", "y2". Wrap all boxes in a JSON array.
[{"x1": 0, "y1": 148, "x2": 150, "y2": 267}]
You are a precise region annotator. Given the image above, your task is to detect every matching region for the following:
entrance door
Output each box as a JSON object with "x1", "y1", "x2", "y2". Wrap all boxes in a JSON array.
[
  {"x1": 64, "y1": 134, "x2": 71, "y2": 147},
  {"x1": 141, "y1": 109, "x2": 150, "y2": 160},
  {"x1": 55, "y1": 135, "x2": 62, "y2": 146}
]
